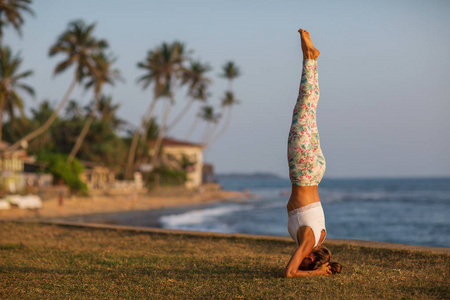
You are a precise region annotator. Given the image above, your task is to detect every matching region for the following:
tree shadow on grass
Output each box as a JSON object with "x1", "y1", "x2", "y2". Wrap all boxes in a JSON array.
[
  {"x1": 0, "y1": 266, "x2": 81, "y2": 275},
  {"x1": 0, "y1": 263, "x2": 282, "y2": 280},
  {"x1": 134, "y1": 264, "x2": 282, "y2": 280}
]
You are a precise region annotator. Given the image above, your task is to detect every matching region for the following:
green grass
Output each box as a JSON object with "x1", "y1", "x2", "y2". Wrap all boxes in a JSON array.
[{"x1": 0, "y1": 222, "x2": 448, "y2": 299}]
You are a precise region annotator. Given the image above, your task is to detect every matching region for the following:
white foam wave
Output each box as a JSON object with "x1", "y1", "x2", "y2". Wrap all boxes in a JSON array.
[{"x1": 159, "y1": 205, "x2": 252, "y2": 229}]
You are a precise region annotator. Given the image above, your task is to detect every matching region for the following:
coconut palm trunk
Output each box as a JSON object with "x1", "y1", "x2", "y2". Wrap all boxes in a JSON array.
[
  {"x1": 66, "y1": 52, "x2": 121, "y2": 164},
  {"x1": 166, "y1": 96, "x2": 194, "y2": 133},
  {"x1": 6, "y1": 77, "x2": 77, "y2": 153},
  {"x1": 201, "y1": 122, "x2": 213, "y2": 143},
  {"x1": 66, "y1": 90, "x2": 101, "y2": 163},
  {"x1": 204, "y1": 105, "x2": 226, "y2": 144},
  {"x1": 0, "y1": 93, "x2": 5, "y2": 142},
  {"x1": 208, "y1": 106, "x2": 233, "y2": 145},
  {"x1": 139, "y1": 99, "x2": 158, "y2": 143},
  {"x1": 185, "y1": 112, "x2": 200, "y2": 140},
  {"x1": 150, "y1": 96, "x2": 173, "y2": 167},
  {"x1": 124, "y1": 98, "x2": 157, "y2": 179}
]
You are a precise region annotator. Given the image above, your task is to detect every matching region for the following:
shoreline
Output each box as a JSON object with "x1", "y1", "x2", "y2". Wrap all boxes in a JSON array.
[
  {"x1": 2, "y1": 187, "x2": 448, "y2": 252},
  {"x1": 0, "y1": 189, "x2": 247, "y2": 221}
]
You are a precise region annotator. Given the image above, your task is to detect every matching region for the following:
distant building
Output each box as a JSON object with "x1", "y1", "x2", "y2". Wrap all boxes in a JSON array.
[
  {"x1": 79, "y1": 160, "x2": 147, "y2": 195},
  {"x1": 0, "y1": 142, "x2": 52, "y2": 194},
  {"x1": 79, "y1": 161, "x2": 115, "y2": 191},
  {"x1": 157, "y1": 138, "x2": 205, "y2": 189},
  {"x1": 202, "y1": 163, "x2": 216, "y2": 184}
]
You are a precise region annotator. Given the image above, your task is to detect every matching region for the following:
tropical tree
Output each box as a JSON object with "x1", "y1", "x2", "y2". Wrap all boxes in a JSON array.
[
  {"x1": 184, "y1": 83, "x2": 209, "y2": 140},
  {"x1": 65, "y1": 99, "x2": 83, "y2": 120},
  {"x1": 67, "y1": 51, "x2": 121, "y2": 163},
  {"x1": 125, "y1": 41, "x2": 188, "y2": 179},
  {"x1": 124, "y1": 48, "x2": 162, "y2": 179},
  {"x1": 0, "y1": 46, "x2": 34, "y2": 141},
  {"x1": 27, "y1": 100, "x2": 58, "y2": 153},
  {"x1": 208, "y1": 91, "x2": 240, "y2": 144},
  {"x1": 207, "y1": 61, "x2": 241, "y2": 145},
  {"x1": 167, "y1": 60, "x2": 211, "y2": 132},
  {"x1": 198, "y1": 105, "x2": 220, "y2": 143},
  {"x1": 69, "y1": 118, "x2": 127, "y2": 173},
  {"x1": 149, "y1": 41, "x2": 188, "y2": 167},
  {"x1": 0, "y1": 0, "x2": 34, "y2": 43},
  {"x1": 30, "y1": 100, "x2": 55, "y2": 125},
  {"x1": 220, "y1": 61, "x2": 240, "y2": 91},
  {"x1": 5, "y1": 19, "x2": 107, "y2": 153},
  {"x1": 97, "y1": 95, "x2": 123, "y2": 131}
]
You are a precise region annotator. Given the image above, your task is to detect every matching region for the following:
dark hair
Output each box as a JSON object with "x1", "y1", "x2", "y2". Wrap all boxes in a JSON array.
[
  {"x1": 307, "y1": 246, "x2": 342, "y2": 274},
  {"x1": 329, "y1": 262, "x2": 342, "y2": 274}
]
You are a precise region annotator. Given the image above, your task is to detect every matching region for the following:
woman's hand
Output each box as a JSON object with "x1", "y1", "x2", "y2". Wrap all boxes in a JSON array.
[{"x1": 315, "y1": 262, "x2": 332, "y2": 275}]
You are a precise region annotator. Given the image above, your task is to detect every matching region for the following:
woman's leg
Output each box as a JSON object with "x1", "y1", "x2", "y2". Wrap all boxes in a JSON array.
[
  {"x1": 288, "y1": 60, "x2": 320, "y2": 185},
  {"x1": 288, "y1": 30, "x2": 325, "y2": 186},
  {"x1": 310, "y1": 63, "x2": 325, "y2": 160},
  {"x1": 310, "y1": 61, "x2": 326, "y2": 184}
]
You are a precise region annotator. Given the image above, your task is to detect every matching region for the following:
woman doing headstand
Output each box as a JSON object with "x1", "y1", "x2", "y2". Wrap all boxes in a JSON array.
[{"x1": 283, "y1": 29, "x2": 342, "y2": 277}]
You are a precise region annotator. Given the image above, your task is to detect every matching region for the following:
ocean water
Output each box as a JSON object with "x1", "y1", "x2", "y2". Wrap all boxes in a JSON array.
[{"x1": 64, "y1": 177, "x2": 450, "y2": 248}]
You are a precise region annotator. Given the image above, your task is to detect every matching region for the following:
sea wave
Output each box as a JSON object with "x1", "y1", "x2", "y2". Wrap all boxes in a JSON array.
[{"x1": 159, "y1": 204, "x2": 255, "y2": 231}]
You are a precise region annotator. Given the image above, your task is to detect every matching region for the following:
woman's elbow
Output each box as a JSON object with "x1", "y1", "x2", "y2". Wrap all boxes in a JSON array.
[{"x1": 283, "y1": 269, "x2": 295, "y2": 278}]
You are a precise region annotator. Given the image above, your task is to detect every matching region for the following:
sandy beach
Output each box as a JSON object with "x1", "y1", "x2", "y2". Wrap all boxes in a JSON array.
[{"x1": 0, "y1": 188, "x2": 246, "y2": 221}]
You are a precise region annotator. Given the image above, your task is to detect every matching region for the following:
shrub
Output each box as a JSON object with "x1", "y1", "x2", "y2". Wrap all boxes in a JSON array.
[
  {"x1": 37, "y1": 151, "x2": 88, "y2": 194},
  {"x1": 148, "y1": 166, "x2": 187, "y2": 188}
]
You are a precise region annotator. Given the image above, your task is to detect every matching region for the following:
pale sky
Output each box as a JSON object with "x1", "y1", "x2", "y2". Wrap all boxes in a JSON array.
[{"x1": 5, "y1": 0, "x2": 450, "y2": 178}]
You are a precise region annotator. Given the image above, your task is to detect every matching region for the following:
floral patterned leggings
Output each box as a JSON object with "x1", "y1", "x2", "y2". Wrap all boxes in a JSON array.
[{"x1": 287, "y1": 59, "x2": 326, "y2": 186}]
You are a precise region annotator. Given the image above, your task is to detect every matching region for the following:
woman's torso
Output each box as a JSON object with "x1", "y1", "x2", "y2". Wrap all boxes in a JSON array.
[
  {"x1": 286, "y1": 185, "x2": 320, "y2": 212},
  {"x1": 287, "y1": 185, "x2": 326, "y2": 247}
]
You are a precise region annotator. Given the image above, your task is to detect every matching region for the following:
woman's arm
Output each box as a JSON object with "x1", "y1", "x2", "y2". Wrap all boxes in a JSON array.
[
  {"x1": 283, "y1": 226, "x2": 331, "y2": 278},
  {"x1": 284, "y1": 261, "x2": 332, "y2": 278}
]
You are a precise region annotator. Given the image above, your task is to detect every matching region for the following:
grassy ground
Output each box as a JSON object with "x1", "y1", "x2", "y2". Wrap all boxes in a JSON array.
[{"x1": 0, "y1": 222, "x2": 448, "y2": 299}]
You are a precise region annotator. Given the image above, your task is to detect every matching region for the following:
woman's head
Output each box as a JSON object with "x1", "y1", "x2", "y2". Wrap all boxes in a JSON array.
[{"x1": 299, "y1": 246, "x2": 342, "y2": 274}]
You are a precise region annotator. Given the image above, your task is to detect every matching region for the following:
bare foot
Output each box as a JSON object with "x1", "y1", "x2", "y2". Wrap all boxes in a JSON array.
[{"x1": 298, "y1": 29, "x2": 320, "y2": 60}]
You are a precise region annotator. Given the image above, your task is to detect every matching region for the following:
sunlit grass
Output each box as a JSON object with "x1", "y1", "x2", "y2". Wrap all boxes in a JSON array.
[{"x1": 0, "y1": 222, "x2": 448, "y2": 299}]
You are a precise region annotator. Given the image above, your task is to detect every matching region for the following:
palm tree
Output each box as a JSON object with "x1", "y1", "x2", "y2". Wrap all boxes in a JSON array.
[
  {"x1": 184, "y1": 83, "x2": 210, "y2": 140},
  {"x1": 97, "y1": 95, "x2": 123, "y2": 131},
  {"x1": 6, "y1": 19, "x2": 107, "y2": 153},
  {"x1": 124, "y1": 48, "x2": 163, "y2": 179},
  {"x1": 0, "y1": 0, "x2": 34, "y2": 43},
  {"x1": 208, "y1": 91, "x2": 240, "y2": 144},
  {"x1": 27, "y1": 100, "x2": 57, "y2": 153},
  {"x1": 199, "y1": 105, "x2": 220, "y2": 143},
  {"x1": 206, "y1": 61, "x2": 241, "y2": 145},
  {"x1": 166, "y1": 60, "x2": 211, "y2": 132},
  {"x1": 124, "y1": 41, "x2": 188, "y2": 179},
  {"x1": 150, "y1": 41, "x2": 188, "y2": 167},
  {"x1": 65, "y1": 99, "x2": 82, "y2": 120},
  {"x1": 67, "y1": 52, "x2": 121, "y2": 163},
  {"x1": 0, "y1": 46, "x2": 34, "y2": 142},
  {"x1": 220, "y1": 61, "x2": 241, "y2": 91}
]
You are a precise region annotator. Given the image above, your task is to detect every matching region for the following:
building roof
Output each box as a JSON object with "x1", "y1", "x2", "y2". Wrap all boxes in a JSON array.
[
  {"x1": 160, "y1": 138, "x2": 205, "y2": 148},
  {"x1": 0, "y1": 141, "x2": 10, "y2": 150},
  {"x1": 0, "y1": 141, "x2": 30, "y2": 159}
]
